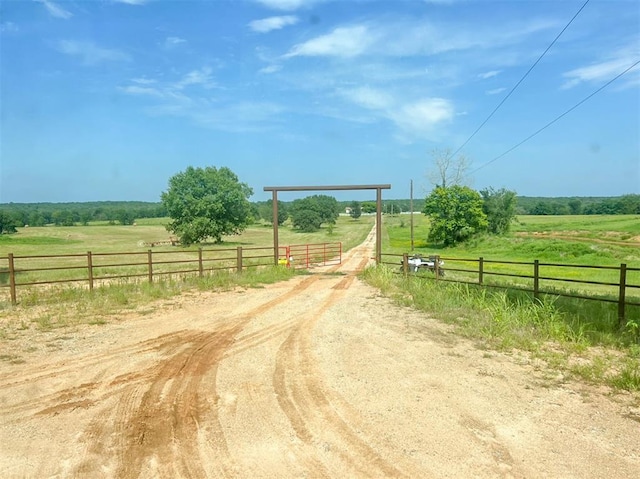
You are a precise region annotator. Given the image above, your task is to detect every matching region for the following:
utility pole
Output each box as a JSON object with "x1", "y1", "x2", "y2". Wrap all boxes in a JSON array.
[{"x1": 410, "y1": 179, "x2": 414, "y2": 251}]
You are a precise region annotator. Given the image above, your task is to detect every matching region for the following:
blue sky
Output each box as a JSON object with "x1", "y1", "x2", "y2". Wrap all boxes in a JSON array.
[{"x1": 1, "y1": 0, "x2": 638, "y2": 203}]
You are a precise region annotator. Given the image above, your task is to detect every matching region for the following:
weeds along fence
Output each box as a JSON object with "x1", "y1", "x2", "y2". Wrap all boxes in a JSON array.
[
  {"x1": 381, "y1": 253, "x2": 640, "y2": 327},
  {"x1": 0, "y1": 242, "x2": 342, "y2": 305}
]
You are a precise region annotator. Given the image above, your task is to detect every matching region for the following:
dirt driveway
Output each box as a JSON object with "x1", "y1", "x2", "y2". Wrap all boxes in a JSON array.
[{"x1": 1, "y1": 227, "x2": 639, "y2": 478}]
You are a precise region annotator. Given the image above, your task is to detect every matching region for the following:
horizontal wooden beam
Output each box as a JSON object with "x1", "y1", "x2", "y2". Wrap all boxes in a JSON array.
[{"x1": 264, "y1": 184, "x2": 391, "y2": 192}]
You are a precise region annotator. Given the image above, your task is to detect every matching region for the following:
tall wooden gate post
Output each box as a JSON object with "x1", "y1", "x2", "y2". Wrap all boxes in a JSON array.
[
  {"x1": 376, "y1": 187, "x2": 382, "y2": 263},
  {"x1": 272, "y1": 190, "x2": 279, "y2": 265}
]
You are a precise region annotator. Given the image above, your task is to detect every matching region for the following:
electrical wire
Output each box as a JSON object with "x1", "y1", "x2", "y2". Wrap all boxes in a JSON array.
[
  {"x1": 467, "y1": 58, "x2": 640, "y2": 176},
  {"x1": 447, "y1": 0, "x2": 591, "y2": 161}
]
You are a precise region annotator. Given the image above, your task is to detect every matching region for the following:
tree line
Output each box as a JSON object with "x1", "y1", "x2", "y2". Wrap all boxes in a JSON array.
[
  {"x1": 1, "y1": 170, "x2": 637, "y2": 238},
  {"x1": 0, "y1": 202, "x2": 167, "y2": 233}
]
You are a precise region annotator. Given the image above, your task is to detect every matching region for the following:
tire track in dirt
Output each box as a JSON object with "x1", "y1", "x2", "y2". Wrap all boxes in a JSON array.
[
  {"x1": 273, "y1": 282, "x2": 407, "y2": 478},
  {"x1": 69, "y1": 271, "x2": 328, "y2": 477},
  {"x1": 272, "y1": 225, "x2": 410, "y2": 477}
]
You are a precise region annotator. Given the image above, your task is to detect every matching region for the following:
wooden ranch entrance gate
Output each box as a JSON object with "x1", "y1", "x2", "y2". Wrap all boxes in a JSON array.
[{"x1": 263, "y1": 184, "x2": 391, "y2": 265}]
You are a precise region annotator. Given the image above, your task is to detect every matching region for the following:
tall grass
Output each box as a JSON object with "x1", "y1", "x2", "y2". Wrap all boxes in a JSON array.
[
  {"x1": 362, "y1": 265, "x2": 640, "y2": 392},
  {"x1": 0, "y1": 266, "x2": 296, "y2": 333}
]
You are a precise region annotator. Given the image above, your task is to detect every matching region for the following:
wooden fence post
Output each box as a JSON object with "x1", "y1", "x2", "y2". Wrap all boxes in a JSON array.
[
  {"x1": 618, "y1": 263, "x2": 627, "y2": 328},
  {"x1": 402, "y1": 253, "x2": 408, "y2": 277},
  {"x1": 434, "y1": 255, "x2": 441, "y2": 280},
  {"x1": 237, "y1": 247, "x2": 243, "y2": 273},
  {"x1": 147, "y1": 250, "x2": 153, "y2": 283},
  {"x1": 198, "y1": 248, "x2": 203, "y2": 278},
  {"x1": 533, "y1": 260, "x2": 540, "y2": 300},
  {"x1": 87, "y1": 251, "x2": 94, "y2": 291},
  {"x1": 8, "y1": 253, "x2": 16, "y2": 305},
  {"x1": 478, "y1": 257, "x2": 484, "y2": 285}
]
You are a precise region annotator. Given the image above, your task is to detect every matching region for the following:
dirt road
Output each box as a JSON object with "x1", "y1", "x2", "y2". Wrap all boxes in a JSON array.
[{"x1": 1, "y1": 227, "x2": 639, "y2": 478}]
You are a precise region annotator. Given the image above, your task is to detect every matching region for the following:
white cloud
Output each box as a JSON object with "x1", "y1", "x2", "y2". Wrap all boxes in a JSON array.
[
  {"x1": 37, "y1": 0, "x2": 72, "y2": 19},
  {"x1": 175, "y1": 67, "x2": 216, "y2": 89},
  {"x1": 390, "y1": 98, "x2": 454, "y2": 135},
  {"x1": 120, "y1": 67, "x2": 283, "y2": 132},
  {"x1": 285, "y1": 25, "x2": 376, "y2": 58},
  {"x1": 113, "y1": 0, "x2": 148, "y2": 5},
  {"x1": 164, "y1": 36, "x2": 186, "y2": 48},
  {"x1": 486, "y1": 87, "x2": 506, "y2": 95},
  {"x1": 339, "y1": 86, "x2": 453, "y2": 139},
  {"x1": 249, "y1": 15, "x2": 298, "y2": 33},
  {"x1": 259, "y1": 65, "x2": 282, "y2": 74},
  {"x1": 56, "y1": 40, "x2": 131, "y2": 65},
  {"x1": 562, "y1": 46, "x2": 640, "y2": 89},
  {"x1": 131, "y1": 77, "x2": 157, "y2": 85},
  {"x1": 478, "y1": 70, "x2": 501, "y2": 79},
  {"x1": 255, "y1": 0, "x2": 315, "y2": 11},
  {"x1": 119, "y1": 85, "x2": 163, "y2": 97},
  {"x1": 340, "y1": 86, "x2": 393, "y2": 110},
  {"x1": 283, "y1": 18, "x2": 557, "y2": 60}
]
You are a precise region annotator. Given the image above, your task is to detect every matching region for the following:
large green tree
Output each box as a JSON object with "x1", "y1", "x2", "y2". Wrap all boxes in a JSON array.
[
  {"x1": 161, "y1": 166, "x2": 253, "y2": 245},
  {"x1": 258, "y1": 199, "x2": 288, "y2": 225},
  {"x1": 349, "y1": 200, "x2": 362, "y2": 219},
  {"x1": 480, "y1": 187, "x2": 517, "y2": 235},
  {"x1": 0, "y1": 210, "x2": 17, "y2": 234},
  {"x1": 289, "y1": 195, "x2": 340, "y2": 232},
  {"x1": 423, "y1": 185, "x2": 487, "y2": 246}
]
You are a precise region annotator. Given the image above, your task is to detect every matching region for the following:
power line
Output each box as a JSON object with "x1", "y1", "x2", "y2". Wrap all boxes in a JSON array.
[
  {"x1": 467, "y1": 58, "x2": 640, "y2": 176},
  {"x1": 448, "y1": 0, "x2": 591, "y2": 161}
]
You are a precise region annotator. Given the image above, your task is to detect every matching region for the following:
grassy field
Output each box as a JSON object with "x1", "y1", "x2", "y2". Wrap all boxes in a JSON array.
[
  {"x1": 382, "y1": 214, "x2": 640, "y2": 299},
  {"x1": 0, "y1": 215, "x2": 375, "y2": 257},
  {"x1": 0, "y1": 216, "x2": 375, "y2": 300}
]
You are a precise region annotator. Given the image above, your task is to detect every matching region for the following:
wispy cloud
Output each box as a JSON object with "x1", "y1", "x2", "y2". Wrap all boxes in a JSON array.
[
  {"x1": 131, "y1": 77, "x2": 157, "y2": 85},
  {"x1": 259, "y1": 65, "x2": 282, "y2": 74},
  {"x1": 55, "y1": 40, "x2": 131, "y2": 65},
  {"x1": 486, "y1": 87, "x2": 506, "y2": 95},
  {"x1": 478, "y1": 70, "x2": 501, "y2": 79},
  {"x1": 175, "y1": 67, "x2": 216, "y2": 89},
  {"x1": 255, "y1": 0, "x2": 316, "y2": 11},
  {"x1": 284, "y1": 18, "x2": 557, "y2": 59},
  {"x1": 113, "y1": 0, "x2": 149, "y2": 5},
  {"x1": 121, "y1": 67, "x2": 284, "y2": 132},
  {"x1": 249, "y1": 15, "x2": 298, "y2": 33},
  {"x1": 340, "y1": 86, "x2": 394, "y2": 110},
  {"x1": 164, "y1": 36, "x2": 186, "y2": 48},
  {"x1": 562, "y1": 45, "x2": 640, "y2": 89},
  {"x1": 285, "y1": 25, "x2": 376, "y2": 58},
  {"x1": 339, "y1": 86, "x2": 454, "y2": 140},
  {"x1": 37, "y1": 0, "x2": 72, "y2": 19}
]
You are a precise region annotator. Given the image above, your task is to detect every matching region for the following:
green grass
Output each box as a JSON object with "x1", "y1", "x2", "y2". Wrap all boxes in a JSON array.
[
  {"x1": 0, "y1": 265, "x2": 298, "y2": 335},
  {"x1": 0, "y1": 215, "x2": 374, "y2": 290},
  {"x1": 381, "y1": 214, "x2": 640, "y2": 303},
  {"x1": 362, "y1": 264, "x2": 640, "y2": 392}
]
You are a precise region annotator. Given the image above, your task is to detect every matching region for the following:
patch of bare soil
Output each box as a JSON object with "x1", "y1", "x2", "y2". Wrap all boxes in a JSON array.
[{"x1": 1, "y1": 227, "x2": 639, "y2": 478}]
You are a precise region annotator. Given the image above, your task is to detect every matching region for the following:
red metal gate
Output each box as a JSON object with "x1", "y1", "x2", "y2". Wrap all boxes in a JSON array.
[{"x1": 278, "y1": 242, "x2": 342, "y2": 269}]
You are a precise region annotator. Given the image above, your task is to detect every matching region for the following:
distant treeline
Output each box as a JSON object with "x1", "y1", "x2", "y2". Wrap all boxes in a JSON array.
[
  {"x1": 1, "y1": 195, "x2": 638, "y2": 232},
  {"x1": 0, "y1": 201, "x2": 167, "y2": 229},
  {"x1": 514, "y1": 194, "x2": 640, "y2": 215}
]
